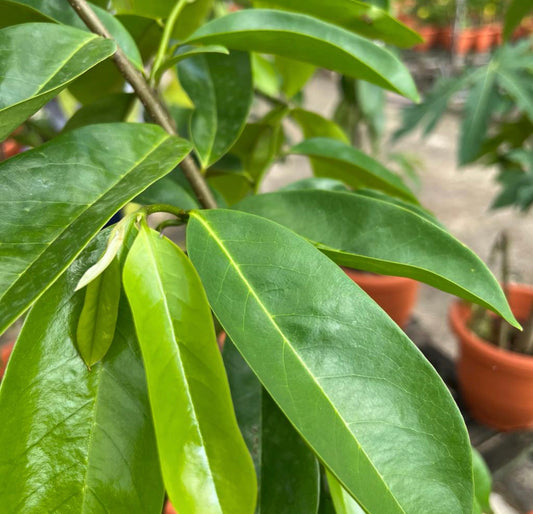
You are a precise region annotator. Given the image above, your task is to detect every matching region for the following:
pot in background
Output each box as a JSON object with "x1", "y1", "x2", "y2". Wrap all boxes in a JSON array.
[
  {"x1": 343, "y1": 269, "x2": 419, "y2": 328},
  {"x1": 0, "y1": 341, "x2": 14, "y2": 380},
  {"x1": 413, "y1": 25, "x2": 439, "y2": 52},
  {"x1": 474, "y1": 25, "x2": 496, "y2": 53},
  {"x1": 450, "y1": 284, "x2": 533, "y2": 431}
]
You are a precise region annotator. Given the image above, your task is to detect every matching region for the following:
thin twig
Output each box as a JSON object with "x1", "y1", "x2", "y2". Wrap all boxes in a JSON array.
[{"x1": 66, "y1": 0, "x2": 217, "y2": 209}]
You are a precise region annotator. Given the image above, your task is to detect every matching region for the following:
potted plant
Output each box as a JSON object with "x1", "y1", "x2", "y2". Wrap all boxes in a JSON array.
[{"x1": 0, "y1": 1, "x2": 517, "y2": 512}]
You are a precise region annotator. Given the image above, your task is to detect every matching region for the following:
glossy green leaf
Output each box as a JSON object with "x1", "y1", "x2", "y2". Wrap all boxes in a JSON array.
[
  {"x1": 63, "y1": 93, "x2": 136, "y2": 133},
  {"x1": 187, "y1": 209, "x2": 474, "y2": 514},
  {"x1": 253, "y1": 0, "x2": 422, "y2": 48},
  {"x1": 0, "y1": 23, "x2": 115, "y2": 141},
  {"x1": 290, "y1": 108, "x2": 349, "y2": 143},
  {"x1": 123, "y1": 224, "x2": 256, "y2": 514},
  {"x1": 76, "y1": 257, "x2": 121, "y2": 368},
  {"x1": 252, "y1": 53, "x2": 281, "y2": 97},
  {"x1": 186, "y1": 10, "x2": 419, "y2": 101},
  {"x1": 179, "y1": 51, "x2": 253, "y2": 168},
  {"x1": 235, "y1": 190, "x2": 517, "y2": 326},
  {"x1": 291, "y1": 137, "x2": 418, "y2": 203},
  {"x1": 472, "y1": 449, "x2": 492, "y2": 514},
  {"x1": 503, "y1": 0, "x2": 533, "y2": 41},
  {"x1": 0, "y1": 233, "x2": 164, "y2": 513},
  {"x1": 223, "y1": 339, "x2": 320, "y2": 514},
  {"x1": 0, "y1": 122, "x2": 191, "y2": 336},
  {"x1": 459, "y1": 67, "x2": 498, "y2": 165},
  {"x1": 0, "y1": 0, "x2": 142, "y2": 68},
  {"x1": 327, "y1": 471, "x2": 365, "y2": 514}
]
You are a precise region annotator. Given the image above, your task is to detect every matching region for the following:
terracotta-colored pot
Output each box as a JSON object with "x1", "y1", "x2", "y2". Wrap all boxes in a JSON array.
[
  {"x1": 456, "y1": 28, "x2": 477, "y2": 55},
  {"x1": 438, "y1": 26, "x2": 453, "y2": 49},
  {"x1": 450, "y1": 284, "x2": 533, "y2": 431},
  {"x1": 1, "y1": 139, "x2": 20, "y2": 159},
  {"x1": 164, "y1": 500, "x2": 177, "y2": 514},
  {"x1": 413, "y1": 25, "x2": 439, "y2": 52},
  {"x1": 0, "y1": 341, "x2": 14, "y2": 380},
  {"x1": 474, "y1": 25, "x2": 496, "y2": 53},
  {"x1": 343, "y1": 269, "x2": 419, "y2": 327}
]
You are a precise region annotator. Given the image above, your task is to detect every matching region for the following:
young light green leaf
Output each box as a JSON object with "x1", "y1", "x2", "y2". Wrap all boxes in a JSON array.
[
  {"x1": 290, "y1": 108, "x2": 349, "y2": 143},
  {"x1": 76, "y1": 257, "x2": 121, "y2": 368},
  {"x1": 179, "y1": 50, "x2": 253, "y2": 168},
  {"x1": 0, "y1": 233, "x2": 164, "y2": 513},
  {"x1": 223, "y1": 338, "x2": 320, "y2": 514},
  {"x1": 253, "y1": 0, "x2": 422, "y2": 48},
  {"x1": 0, "y1": 23, "x2": 115, "y2": 141},
  {"x1": 76, "y1": 215, "x2": 136, "y2": 291},
  {"x1": 326, "y1": 471, "x2": 365, "y2": 514},
  {"x1": 187, "y1": 209, "x2": 474, "y2": 514},
  {"x1": 123, "y1": 224, "x2": 256, "y2": 514},
  {"x1": 291, "y1": 137, "x2": 418, "y2": 203},
  {"x1": 185, "y1": 9, "x2": 419, "y2": 101},
  {"x1": 0, "y1": 123, "x2": 192, "y2": 336},
  {"x1": 281, "y1": 177, "x2": 350, "y2": 192},
  {"x1": 235, "y1": 190, "x2": 518, "y2": 327}
]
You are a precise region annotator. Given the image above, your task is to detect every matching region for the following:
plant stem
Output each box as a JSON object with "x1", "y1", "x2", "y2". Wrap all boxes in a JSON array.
[
  {"x1": 66, "y1": 0, "x2": 217, "y2": 210},
  {"x1": 144, "y1": 204, "x2": 190, "y2": 220},
  {"x1": 150, "y1": 0, "x2": 190, "y2": 84}
]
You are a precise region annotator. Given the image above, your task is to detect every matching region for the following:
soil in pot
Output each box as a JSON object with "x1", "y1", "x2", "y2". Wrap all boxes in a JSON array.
[
  {"x1": 343, "y1": 269, "x2": 419, "y2": 328},
  {"x1": 450, "y1": 284, "x2": 533, "y2": 431}
]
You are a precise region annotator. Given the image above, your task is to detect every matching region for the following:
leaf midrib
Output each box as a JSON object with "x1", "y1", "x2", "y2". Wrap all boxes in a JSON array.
[{"x1": 191, "y1": 212, "x2": 406, "y2": 514}]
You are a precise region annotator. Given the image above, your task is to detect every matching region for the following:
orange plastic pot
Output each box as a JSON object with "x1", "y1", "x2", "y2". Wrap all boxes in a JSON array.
[
  {"x1": 164, "y1": 501, "x2": 177, "y2": 514},
  {"x1": 413, "y1": 26, "x2": 439, "y2": 51},
  {"x1": 474, "y1": 25, "x2": 496, "y2": 53},
  {"x1": 450, "y1": 284, "x2": 533, "y2": 431},
  {"x1": 343, "y1": 269, "x2": 419, "y2": 327},
  {"x1": 0, "y1": 341, "x2": 14, "y2": 380}
]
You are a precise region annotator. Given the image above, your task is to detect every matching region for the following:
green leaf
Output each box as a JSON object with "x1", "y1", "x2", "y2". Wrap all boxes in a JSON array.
[
  {"x1": 63, "y1": 93, "x2": 136, "y2": 133},
  {"x1": 291, "y1": 137, "x2": 418, "y2": 203},
  {"x1": 235, "y1": 190, "x2": 518, "y2": 327},
  {"x1": 459, "y1": 66, "x2": 498, "y2": 165},
  {"x1": 252, "y1": 53, "x2": 281, "y2": 97},
  {"x1": 472, "y1": 449, "x2": 492, "y2": 514},
  {"x1": 503, "y1": 0, "x2": 533, "y2": 41},
  {"x1": 281, "y1": 177, "x2": 350, "y2": 192},
  {"x1": 253, "y1": 0, "x2": 422, "y2": 48},
  {"x1": 223, "y1": 339, "x2": 320, "y2": 514},
  {"x1": 274, "y1": 56, "x2": 315, "y2": 99},
  {"x1": 326, "y1": 471, "x2": 365, "y2": 514},
  {"x1": 231, "y1": 106, "x2": 288, "y2": 189},
  {"x1": 0, "y1": 122, "x2": 191, "y2": 336},
  {"x1": 123, "y1": 224, "x2": 256, "y2": 514},
  {"x1": 179, "y1": 51, "x2": 253, "y2": 168},
  {"x1": 0, "y1": 233, "x2": 164, "y2": 513},
  {"x1": 135, "y1": 176, "x2": 200, "y2": 210},
  {"x1": 187, "y1": 209, "x2": 474, "y2": 514},
  {"x1": 290, "y1": 108, "x2": 349, "y2": 143},
  {"x1": 76, "y1": 257, "x2": 121, "y2": 368},
  {"x1": 0, "y1": 0, "x2": 142, "y2": 68},
  {"x1": 111, "y1": 0, "x2": 214, "y2": 39},
  {"x1": 158, "y1": 44, "x2": 229, "y2": 78},
  {"x1": 186, "y1": 9, "x2": 419, "y2": 101},
  {"x1": 0, "y1": 23, "x2": 115, "y2": 141},
  {"x1": 497, "y1": 69, "x2": 533, "y2": 122}
]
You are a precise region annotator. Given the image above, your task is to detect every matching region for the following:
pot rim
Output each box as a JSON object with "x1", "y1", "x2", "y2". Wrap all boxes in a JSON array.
[{"x1": 450, "y1": 284, "x2": 533, "y2": 372}]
